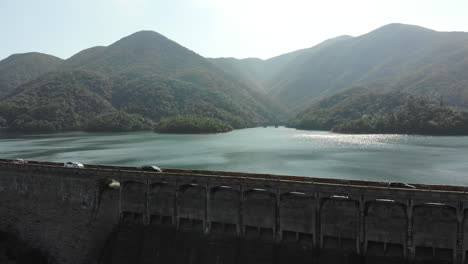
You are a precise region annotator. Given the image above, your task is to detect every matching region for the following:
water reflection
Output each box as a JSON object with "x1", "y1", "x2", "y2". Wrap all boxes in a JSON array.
[{"x1": 293, "y1": 132, "x2": 408, "y2": 148}]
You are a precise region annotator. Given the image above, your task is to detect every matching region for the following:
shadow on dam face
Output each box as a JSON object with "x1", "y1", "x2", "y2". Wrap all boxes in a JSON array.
[
  {"x1": 99, "y1": 223, "x2": 318, "y2": 264},
  {"x1": 99, "y1": 224, "x2": 416, "y2": 264},
  {"x1": 0, "y1": 231, "x2": 50, "y2": 264},
  {"x1": 100, "y1": 221, "x2": 447, "y2": 264},
  {"x1": 100, "y1": 222, "x2": 377, "y2": 264}
]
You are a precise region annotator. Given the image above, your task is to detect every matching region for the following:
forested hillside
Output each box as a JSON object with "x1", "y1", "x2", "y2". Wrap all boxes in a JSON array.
[
  {"x1": 2, "y1": 24, "x2": 468, "y2": 133},
  {"x1": 0, "y1": 52, "x2": 63, "y2": 98},
  {"x1": 0, "y1": 31, "x2": 280, "y2": 132},
  {"x1": 0, "y1": 70, "x2": 115, "y2": 131},
  {"x1": 211, "y1": 24, "x2": 468, "y2": 110},
  {"x1": 273, "y1": 24, "x2": 468, "y2": 108},
  {"x1": 154, "y1": 115, "x2": 233, "y2": 134},
  {"x1": 288, "y1": 87, "x2": 468, "y2": 135}
]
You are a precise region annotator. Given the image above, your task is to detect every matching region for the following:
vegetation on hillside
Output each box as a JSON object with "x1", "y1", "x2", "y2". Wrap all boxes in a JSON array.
[
  {"x1": 0, "y1": 52, "x2": 63, "y2": 97},
  {"x1": 213, "y1": 24, "x2": 468, "y2": 110},
  {"x1": 272, "y1": 24, "x2": 468, "y2": 108},
  {"x1": 288, "y1": 87, "x2": 403, "y2": 130},
  {"x1": 85, "y1": 111, "x2": 155, "y2": 132},
  {"x1": 334, "y1": 99, "x2": 468, "y2": 135},
  {"x1": 110, "y1": 75, "x2": 263, "y2": 129},
  {"x1": 0, "y1": 31, "x2": 279, "y2": 133},
  {"x1": 154, "y1": 115, "x2": 233, "y2": 134},
  {"x1": 3, "y1": 25, "x2": 468, "y2": 134},
  {"x1": 289, "y1": 88, "x2": 468, "y2": 135},
  {"x1": 0, "y1": 70, "x2": 114, "y2": 132}
]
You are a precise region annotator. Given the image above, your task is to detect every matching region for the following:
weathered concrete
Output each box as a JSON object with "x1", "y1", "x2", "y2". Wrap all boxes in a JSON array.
[{"x1": 1, "y1": 160, "x2": 468, "y2": 263}]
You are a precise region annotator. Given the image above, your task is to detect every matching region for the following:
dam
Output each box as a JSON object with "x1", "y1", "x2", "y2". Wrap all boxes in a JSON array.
[{"x1": 0, "y1": 159, "x2": 467, "y2": 264}]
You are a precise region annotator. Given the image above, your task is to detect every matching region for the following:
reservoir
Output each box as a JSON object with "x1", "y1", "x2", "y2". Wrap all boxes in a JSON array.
[{"x1": 1, "y1": 126, "x2": 468, "y2": 185}]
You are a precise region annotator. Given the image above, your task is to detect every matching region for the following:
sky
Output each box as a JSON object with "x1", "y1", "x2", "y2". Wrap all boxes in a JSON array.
[{"x1": 1, "y1": 0, "x2": 468, "y2": 61}]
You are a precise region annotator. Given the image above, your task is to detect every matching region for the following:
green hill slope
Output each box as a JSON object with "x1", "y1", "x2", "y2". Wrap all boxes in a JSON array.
[
  {"x1": 270, "y1": 24, "x2": 468, "y2": 108},
  {"x1": 3, "y1": 24, "x2": 468, "y2": 132},
  {"x1": 0, "y1": 52, "x2": 63, "y2": 97},
  {"x1": 211, "y1": 24, "x2": 468, "y2": 111},
  {"x1": 0, "y1": 31, "x2": 280, "y2": 132},
  {"x1": 289, "y1": 87, "x2": 468, "y2": 135},
  {"x1": 0, "y1": 70, "x2": 115, "y2": 131}
]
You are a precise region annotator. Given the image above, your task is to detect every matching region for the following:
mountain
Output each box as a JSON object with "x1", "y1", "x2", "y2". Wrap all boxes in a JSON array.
[
  {"x1": 0, "y1": 31, "x2": 280, "y2": 132},
  {"x1": 62, "y1": 31, "x2": 211, "y2": 76},
  {"x1": 0, "y1": 52, "x2": 63, "y2": 97},
  {"x1": 212, "y1": 24, "x2": 468, "y2": 110},
  {"x1": 269, "y1": 23, "x2": 468, "y2": 108},
  {"x1": 208, "y1": 35, "x2": 353, "y2": 93},
  {"x1": 2, "y1": 24, "x2": 468, "y2": 133}
]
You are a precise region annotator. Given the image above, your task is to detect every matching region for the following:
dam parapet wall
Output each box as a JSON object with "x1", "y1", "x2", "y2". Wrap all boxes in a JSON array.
[{"x1": 1, "y1": 160, "x2": 468, "y2": 263}]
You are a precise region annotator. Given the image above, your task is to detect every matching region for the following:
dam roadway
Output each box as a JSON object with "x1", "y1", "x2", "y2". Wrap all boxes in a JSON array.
[{"x1": 1, "y1": 159, "x2": 468, "y2": 263}]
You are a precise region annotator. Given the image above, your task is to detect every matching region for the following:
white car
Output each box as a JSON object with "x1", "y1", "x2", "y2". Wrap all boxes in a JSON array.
[
  {"x1": 64, "y1": 161, "x2": 84, "y2": 168},
  {"x1": 12, "y1": 158, "x2": 28, "y2": 164}
]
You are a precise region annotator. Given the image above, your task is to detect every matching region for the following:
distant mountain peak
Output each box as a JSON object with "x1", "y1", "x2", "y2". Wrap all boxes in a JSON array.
[
  {"x1": 3, "y1": 52, "x2": 62, "y2": 62},
  {"x1": 61, "y1": 29, "x2": 205, "y2": 74},
  {"x1": 370, "y1": 23, "x2": 435, "y2": 34},
  {"x1": 106, "y1": 29, "x2": 190, "y2": 58},
  {"x1": 126, "y1": 30, "x2": 165, "y2": 37},
  {"x1": 0, "y1": 52, "x2": 63, "y2": 95},
  {"x1": 115, "y1": 30, "x2": 169, "y2": 44}
]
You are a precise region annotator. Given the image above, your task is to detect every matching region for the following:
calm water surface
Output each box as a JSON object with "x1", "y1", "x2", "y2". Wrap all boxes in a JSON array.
[{"x1": 1, "y1": 127, "x2": 468, "y2": 185}]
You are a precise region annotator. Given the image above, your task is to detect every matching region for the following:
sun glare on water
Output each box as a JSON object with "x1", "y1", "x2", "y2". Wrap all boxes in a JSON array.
[{"x1": 292, "y1": 132, "x2": 407, "y2": 148}]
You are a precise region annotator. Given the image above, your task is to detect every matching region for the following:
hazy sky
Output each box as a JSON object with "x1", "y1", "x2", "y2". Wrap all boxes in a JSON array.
[{"x1": 1, "y1": 0, "x2": 468, "y2": 61}]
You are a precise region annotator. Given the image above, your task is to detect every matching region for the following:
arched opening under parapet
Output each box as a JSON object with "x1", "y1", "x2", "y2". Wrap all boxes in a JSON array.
[
  {"x1": 178, "y1": 183, "x2": 205, "y2": 196},
  {"x1": 364, "y1": 199, "x2": 407, "y2": 261},
  {"x1": 211, "y1": 185, "x2": 232, "y2": 190},
  {"x1": 328, "y1": 195, "x2": 349, "y2": 200},
  {"x1": 178, "y1": 184, "x2": 206, "y2": 231},
  {"x1": 121, "y1": 181, "x2": 147, "y2": 224},
  {"x1": 209, "y1": 186, "x2": 240, "y2": 235},
  {"x1": 149, "y1": 182, "x2": 169, "y2": 194},
  {"x1": 148, "y1": 182, "x2": 174, "y2": 225},
  {"x1": 276, "y1": 191, "x2": 315, "y2": 263},
  {"x1": 412, "y1": 203, "x2": 457, "y2": 263},
  {"x1": 364, "y1": 198, "x2": 406, "y2": 212},
  {"x1": 243, "y1": 189, "x2": 276, "y2": 240},
  {"x1": 210, "y1": 185, "x2": 237, "y2": 196},
  {"x1": 320, "y1": 196, "x2": 359, "y2": 253},
  {"x1": 279, "y1": 192, "x2": 315, "y2": 244}
]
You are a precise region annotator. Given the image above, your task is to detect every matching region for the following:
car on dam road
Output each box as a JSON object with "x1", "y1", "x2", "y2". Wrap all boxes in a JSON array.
[
  {"x1": 388, "y1": 182, "x2": 416, "y2": 189},
  {"x1": 64, "y1": 161, "x2": 84, "y2": 168},
  {"x1": 139, "y1": 165, "x2": 163, "y2": 172},
  {"x1": 11, "y1": 158, "x2": 28, "y2": 164}
]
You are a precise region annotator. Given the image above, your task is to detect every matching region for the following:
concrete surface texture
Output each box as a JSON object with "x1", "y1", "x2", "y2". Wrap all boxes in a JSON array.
[{"x1": 0, "y1": 160, "x2": 467, "y2": 264}]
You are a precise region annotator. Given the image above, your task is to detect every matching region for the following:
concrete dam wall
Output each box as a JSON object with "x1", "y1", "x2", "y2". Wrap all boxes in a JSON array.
[{"x1": 1, "y1": 160, "x2": 468, "y2": 263}]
